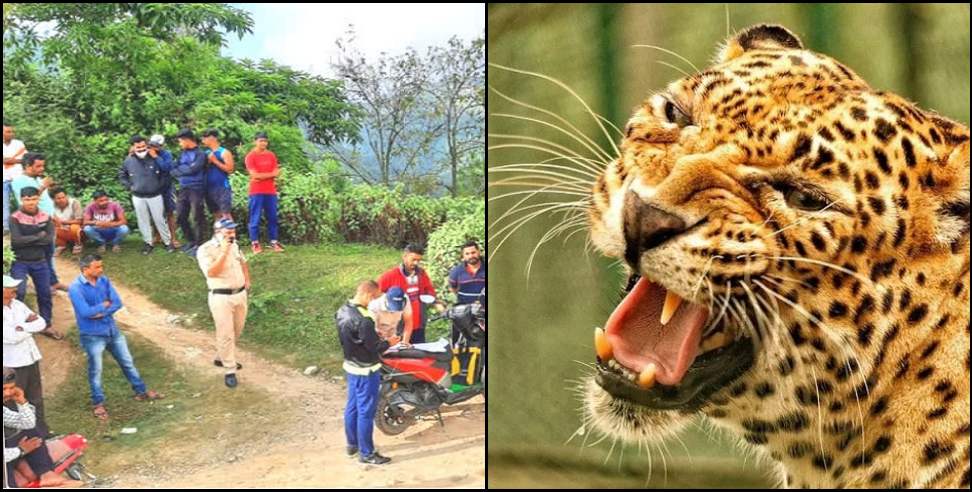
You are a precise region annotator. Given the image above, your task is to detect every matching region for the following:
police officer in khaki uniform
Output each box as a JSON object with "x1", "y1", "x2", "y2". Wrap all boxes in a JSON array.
[{"x1": 197, "y1": 219, "x2": 250, "y2": 388}]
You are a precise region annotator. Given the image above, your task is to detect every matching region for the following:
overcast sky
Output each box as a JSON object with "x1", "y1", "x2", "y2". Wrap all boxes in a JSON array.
[{"x1": 224, "y1": 3, "x2": 485, "y2": 77}]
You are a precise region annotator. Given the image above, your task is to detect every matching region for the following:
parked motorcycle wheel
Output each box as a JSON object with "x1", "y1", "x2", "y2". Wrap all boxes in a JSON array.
[
  {"x1": 375, "y1": 393, "x2": 413, "y2": 436},
  {"x1": 66, "y1": 463, "x2": 84, "y2": 481}
]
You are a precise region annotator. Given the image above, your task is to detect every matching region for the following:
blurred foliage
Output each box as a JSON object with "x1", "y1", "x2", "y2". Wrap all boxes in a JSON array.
[
  {"x1": 487, "y1": 3, "x2": 969, "y2": 488},
  {"x1": 427, "y1": 199, "x2": 486, "y2": 298}
]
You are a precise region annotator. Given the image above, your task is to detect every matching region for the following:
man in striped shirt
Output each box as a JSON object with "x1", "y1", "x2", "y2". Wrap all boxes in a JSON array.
[{"x1": 3, "y1": 368, "x2": 81, "y2": 488}]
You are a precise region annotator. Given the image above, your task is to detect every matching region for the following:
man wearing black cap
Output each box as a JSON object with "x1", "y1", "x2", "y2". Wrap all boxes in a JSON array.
[
  {"x1": 170, "y1": 129, "x2": 208, "y2": 255},
  {"x1": 197, "y1": 219, "x2": 250, "y2": 388}
]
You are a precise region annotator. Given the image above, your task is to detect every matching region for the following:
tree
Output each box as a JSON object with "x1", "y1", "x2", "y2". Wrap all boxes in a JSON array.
[
  {"x1": 426, "y1": 35, "x2": 485, "y2": 196},
  {"x1": 3, "y1": 3, "x2": 360, "y2": 200},
  {"x1": 330, "y1": 28, "x2": 444, "y2": 188}
]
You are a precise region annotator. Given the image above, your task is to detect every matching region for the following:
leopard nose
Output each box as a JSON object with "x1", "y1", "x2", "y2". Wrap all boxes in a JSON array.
[{"x1": 623, "y1": 190, "x2": 687, "y2": 268}]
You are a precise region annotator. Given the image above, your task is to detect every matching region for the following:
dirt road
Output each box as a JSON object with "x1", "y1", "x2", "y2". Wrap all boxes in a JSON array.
[{"x1": 38, "y1": 257, "x2": 485, "y2": 488}]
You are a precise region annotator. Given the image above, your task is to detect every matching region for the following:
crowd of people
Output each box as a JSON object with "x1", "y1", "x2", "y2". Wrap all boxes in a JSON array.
[
  {"x1": 3, "y1": 123, "x2": 285, "y2": 338},
  {"x1": 337, "y1": 241, "x2": 485, "y2": 466},
  {"x1": 3, "y1": 118, "x2": 486, "y2": 482}
]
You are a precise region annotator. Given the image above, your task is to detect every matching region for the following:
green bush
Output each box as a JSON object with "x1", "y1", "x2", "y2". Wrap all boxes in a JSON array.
[
  {"x1": 426, "y1": 200, "x2": 486, "y2": 300},
  {"x1": 229, "y1": 161, "x2": 483, "y2": 248}
]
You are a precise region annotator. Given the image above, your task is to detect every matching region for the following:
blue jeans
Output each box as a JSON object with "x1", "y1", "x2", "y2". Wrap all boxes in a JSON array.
[
  {"x1": 11, "y1": 260, "x2": 52, "y2": 326},
  {"x1": 344, "y1": 371, "x2": 380, "y2": 457},
  {"x1": 79, "y1": 330, "x2": 147, "y2": 406},
  {"x1": 46, "y1": 240, "x2": 60, "y2": 286},
  {"x1": 83, "y1": 225, "x2": 130, "y2": 246},
  {"x1": 2, "y1": 180, "x2": 10, "y2": 232},
  {"x1": 247, "y1": 194, "x2": 278, "y2": 242}
]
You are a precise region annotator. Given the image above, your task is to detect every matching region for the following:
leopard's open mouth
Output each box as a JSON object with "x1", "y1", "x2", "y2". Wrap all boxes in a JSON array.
[{"x1": 594, "y1": 274, "x2": 755, "y2": 411}]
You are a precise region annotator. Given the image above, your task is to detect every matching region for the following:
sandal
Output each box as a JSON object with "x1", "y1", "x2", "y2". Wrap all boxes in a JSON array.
[
  {"x1": 134, "y1": 390, "x2": 165, "y2": 401},
  {"x1": 40, "y1": 327, "x2": 65, "y2": 341},
  {"x1": 93, "y1": 404, "x2": 109, "y2": 421}
]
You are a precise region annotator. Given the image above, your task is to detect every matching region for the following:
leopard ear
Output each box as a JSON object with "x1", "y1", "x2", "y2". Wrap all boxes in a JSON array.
[{"x1": 720, "y1": 24, "x2": 804, "y2": 62}]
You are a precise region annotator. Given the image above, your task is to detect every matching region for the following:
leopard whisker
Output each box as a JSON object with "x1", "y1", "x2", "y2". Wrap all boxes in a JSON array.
[
  {"x1": 631, "y1": 44, "x2": 701, "y2": 73},
  {"x1": 489, "y1": 161, "x2": 601, "y2": 182},
  {"x1": 489, "y1": 63, "x2": 622, "y2": 159},
  {"x1": 488, "y1": 200, "x2": 589, "y2": 263},
  {"x1": 491, "y1": 112, "x2": 617, "y2": 164},
  {"x1": 489, "y1": 84, "x2": 619, "y2": 160}
]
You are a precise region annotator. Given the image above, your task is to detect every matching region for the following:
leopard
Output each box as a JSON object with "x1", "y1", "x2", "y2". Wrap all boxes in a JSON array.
[{"x1": 583, "y1": 24, "x2": 970, "y2": 488}]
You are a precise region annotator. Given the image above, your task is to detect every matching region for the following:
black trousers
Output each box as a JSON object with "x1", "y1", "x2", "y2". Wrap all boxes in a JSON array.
[
  {"x1": 14, "y1": 362, "x2": 48, "y2": 437},
  {"x1": 4, "y1": 427, "x2": 55, "y2": 487},
  {"x1": 176, "y1": 188, "x2": 207, "y2": 247}
]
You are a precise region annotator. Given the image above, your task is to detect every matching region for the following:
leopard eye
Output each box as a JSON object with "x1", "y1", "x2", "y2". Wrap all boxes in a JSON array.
[
  {"x1": 663, "y1": 100, "x2": 693, "y2": 128},
  {"x1": 783, "y1": 188, "x2": 830, "y2": 212}
]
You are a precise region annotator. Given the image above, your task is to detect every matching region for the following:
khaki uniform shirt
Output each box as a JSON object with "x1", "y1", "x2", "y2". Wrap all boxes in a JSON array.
[{"x1": 197, "y1": 238, "x2": 247, "y2": 290}]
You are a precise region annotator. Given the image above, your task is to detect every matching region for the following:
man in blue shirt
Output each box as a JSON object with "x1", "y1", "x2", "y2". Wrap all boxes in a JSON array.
[
  {"x1": 201, "y1": 129, "x2": 235, "y2": 222},
  {"x1": 68, "y1": 254, "x2": 164, "y2": 421},
  {"x1": 448, "y1": 241, "x2": 486, "y2": 369},
  {"x1": 170, "y1": 129, "x2": 208, "y2": 255},
  {"x1": 448, "y1": 241, "x2": 486, "y2": 306}
]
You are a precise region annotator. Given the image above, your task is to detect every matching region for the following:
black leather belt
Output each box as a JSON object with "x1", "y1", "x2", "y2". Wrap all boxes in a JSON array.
[{"x1": 210, "y1": 287, "x2": 246, "y2": 295}]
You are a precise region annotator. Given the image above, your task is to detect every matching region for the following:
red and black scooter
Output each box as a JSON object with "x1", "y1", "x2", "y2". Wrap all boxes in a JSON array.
[
  {"x1": 11, "y1": 433, "x2": 93, "y2": 487},
  {"x1": 376, "y1": 298, "x2": 486, "y2": 436}
]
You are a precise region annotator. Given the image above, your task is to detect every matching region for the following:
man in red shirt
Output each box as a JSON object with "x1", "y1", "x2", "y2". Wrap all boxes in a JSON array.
[
  {"x1": 377, "y1": 244, "x2": 439, "y2": 344},
  {"x1": 244, "y1": 132, "x2": 283, "y2": 254}
]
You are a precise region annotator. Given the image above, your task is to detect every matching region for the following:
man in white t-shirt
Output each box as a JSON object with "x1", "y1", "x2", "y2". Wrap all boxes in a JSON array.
[{"x1": 3, "y1": 122, "x2": 27, "y2": 234}]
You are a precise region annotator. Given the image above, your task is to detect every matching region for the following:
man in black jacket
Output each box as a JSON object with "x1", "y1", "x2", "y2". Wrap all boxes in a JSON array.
[
  {"x1": 336, "y1": 280, "x2": 400, "y2": 465},
  {"x1": 119, "y1": 135, "x2": 175, "y2": 255},
  {"x1": 8, "y1": 187, "x2": 57, "y2": 335}
]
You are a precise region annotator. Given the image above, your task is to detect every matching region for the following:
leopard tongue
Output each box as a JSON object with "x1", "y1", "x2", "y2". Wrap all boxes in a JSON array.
[{"x1": 604, "y1": 277, "x2": 709, "y2": 386}]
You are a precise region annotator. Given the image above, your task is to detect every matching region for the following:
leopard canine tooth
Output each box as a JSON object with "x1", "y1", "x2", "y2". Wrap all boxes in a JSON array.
[
  {"x1": 595, "y1": 327, "x2": 613, "y2": 361},
  {"x1": 660, "y1": 290, "x2": 683, "y2": 325}
]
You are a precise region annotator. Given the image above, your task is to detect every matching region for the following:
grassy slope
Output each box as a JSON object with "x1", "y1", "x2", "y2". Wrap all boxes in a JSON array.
[{"x1": 44, "y1": 329, "x2": 273, "y2": 480}]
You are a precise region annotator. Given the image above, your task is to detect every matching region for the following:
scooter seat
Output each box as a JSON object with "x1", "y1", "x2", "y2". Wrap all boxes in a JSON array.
[{"x1": 383, "y1": 348, "x2": 453, "y2": 363}]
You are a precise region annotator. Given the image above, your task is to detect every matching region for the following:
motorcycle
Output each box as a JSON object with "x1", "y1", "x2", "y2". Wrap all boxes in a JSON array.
[
  {"x1": 12, "y1": 433, "x2": 93, "y2": 487},
  {"x1": 375, "y1": 295, "x2": 486, "y2": 436}
]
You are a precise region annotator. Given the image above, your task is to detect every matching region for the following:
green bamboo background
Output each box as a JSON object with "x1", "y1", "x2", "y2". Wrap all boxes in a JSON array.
[{"x1": 487, "y1": 3, "x2": 970, "y2": 488}]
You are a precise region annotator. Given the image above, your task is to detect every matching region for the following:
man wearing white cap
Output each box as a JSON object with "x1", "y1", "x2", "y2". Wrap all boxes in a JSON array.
[
  {"x1": 119, "y1": 135, "x2": 175, "y2": 255},
  {"x1": 197, "y1": 219, "x2": 250, "y2": 388},
  {"x1": 149, "y1": 134, "x2": 181, "y2": 249},
  {"x1": 2, "y1": 275, "x2": 50, "y2": 437}
]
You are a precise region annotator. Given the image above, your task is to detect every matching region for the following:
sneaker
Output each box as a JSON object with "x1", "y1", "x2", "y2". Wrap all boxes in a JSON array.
[
  {"x1": 141, "y1": 244, "x2": 154, "y2": 256},
  {"x1": 112, "y1": 244, "x2": 122, "y2": 253},
  {"x1": 270, "y1": 241, "x2": 284, "y2": 253},
  {"x1": 185, "y1": 246, "x2": 198, "y2": 258},
  {"x1": 251, "y1": 241, "x2": 263, "y2": 254},
  {"x1": 165, "y1": 244, "x2": 177, "y2": 253},
  {"x1": 347, "y1": 446, "x2": 359, "y2": 457},
  {"x1": 214, "y1": 359, "x2": 243, "y2": 370},
  {"x1": 225, "y1": 373, "x2": 238, "y2": 388},
  {"x1": 97, "y1": 244, "x2": 107, "y2": 254},
  {"x1": 360, "y1": 452, "x2": 391, "y2": 465}
]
